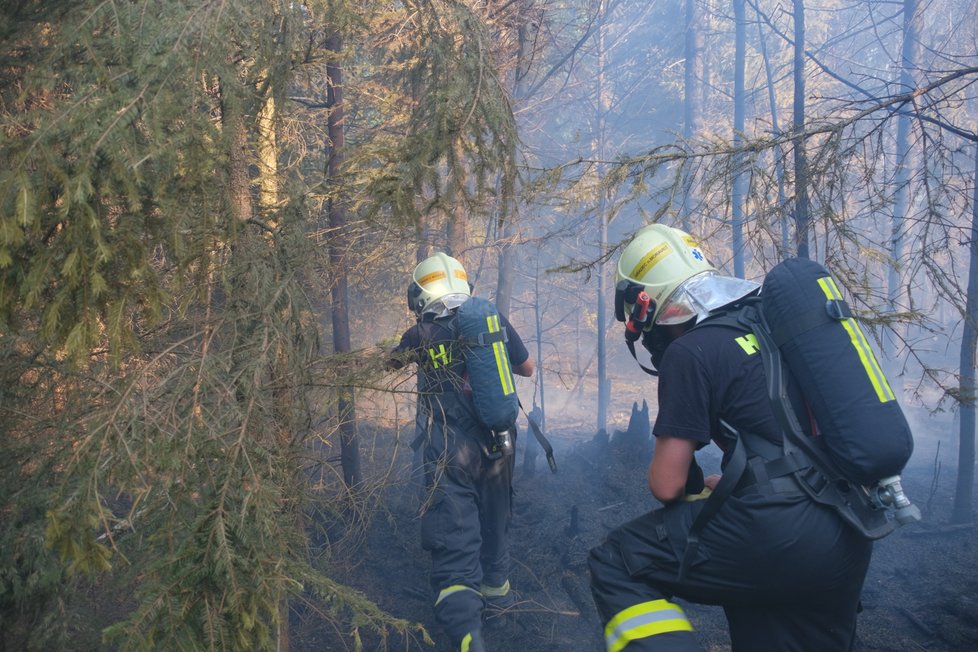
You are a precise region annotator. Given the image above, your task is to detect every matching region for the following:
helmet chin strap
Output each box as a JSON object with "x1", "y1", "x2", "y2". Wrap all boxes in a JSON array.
[
  {"x1": 626, "y1": 336, "x2": 660, "y2": 377},
  {"x1": 621, "y1": 288, "x2": 661, "y2": 376},
  {"x1": 626, "y1": 320, "x2": 696, "y2": 377}
]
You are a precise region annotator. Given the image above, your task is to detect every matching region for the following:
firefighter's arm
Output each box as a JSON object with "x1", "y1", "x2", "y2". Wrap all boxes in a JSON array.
[
  {"x1": 647, "y1": 435, "x2": 698, "y2": 503},
  {"x1": 512, "y1": 357, "x2": 535, "y2": 377},
  {"x1": 384, "y1": 331, "x2": 416, "y2": 371}
]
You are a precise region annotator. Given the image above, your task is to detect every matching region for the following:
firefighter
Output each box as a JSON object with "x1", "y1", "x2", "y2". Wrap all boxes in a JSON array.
[
  {"x1": 389, "y1": 252, "x2": 534, "y2": 652},
  {"x1": 588, "y1": 225, "x2": 874, "y2": 651}
]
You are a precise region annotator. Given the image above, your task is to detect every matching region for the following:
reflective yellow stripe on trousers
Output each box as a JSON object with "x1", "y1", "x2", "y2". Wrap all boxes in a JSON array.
[
  {"x1": 435, "y1": 584, "x2": 480, "y2": 606},
  {"x1": 605, "y1": 599, "x2": 693, "y2": 652},
  {"x1": 480, "y1": 579, "x2": 510, "y2": 597}
]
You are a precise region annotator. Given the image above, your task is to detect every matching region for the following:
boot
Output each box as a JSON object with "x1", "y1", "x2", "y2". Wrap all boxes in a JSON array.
[
  {"x1": 460, "y1": 629, "x2": 487, "y2": 652},
  {"x1": 481, "y1": 580, "x2": 517, "y2": 615}
]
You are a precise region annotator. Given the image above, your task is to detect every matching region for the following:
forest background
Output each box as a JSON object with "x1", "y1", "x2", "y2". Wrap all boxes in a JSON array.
[{"x1": 2, "y1": 0, "x2": 978, "y2": 650}]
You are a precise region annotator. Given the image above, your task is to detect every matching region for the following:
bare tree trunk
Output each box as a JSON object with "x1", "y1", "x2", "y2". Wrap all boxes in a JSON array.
[
  {"x1": 756, "y1": 18, "x2": 789, "y2": 256},
  {"x1": 595, "y1": 0, "x2": 610, "y2": 436},
  {"x1": 446, "y1": 201, "x2": 467, "y2": 263},
  {"x1": 886, "y1": 0, "x2": 920, "y2": 362},
  {"x1": 416, "y1": 226, "x2": 433, "y2": 263},
  {"x1": 597, "y1": 201, "x2": 609, "y2": 434},
  {"x1": 223, "y1": 90, "x2": 252, "y2": 223},
  {"x1": 791, "y1": 0, "x2": 811, "y2": 259},
  {"x1": 496, "y1": 15, "x2": 536, "y2": 320},
  {"x1": 257, "y1": 91, "x2": 278, "y2": 218},
  {"x1": 495, "y1": 217, "x2": 515, "y2": 318},
  {"x1": 256, "y1": 79, "x2": 291, "y2": 652},
  {"x1": 533, "y1": 253, "x2": 546, "y2": 431},
  {"x1": 447, "y1": 142, "x2": 469, "y2": 265},
  {"x1": 326, "y1": 33, "x2": 361, "y2": 488},
  {"x1": 680, "y1": 0, "x2": 702, "y2": 230},
  {"x1": 952, "y1": 143, "x2": 978, "y2": 524},
  {"x1": 700, "y1": 0, "x2": 713, "y2": 113},
  {"x1": 732, "y1": 0, "x2": 747, "y2": 277}
]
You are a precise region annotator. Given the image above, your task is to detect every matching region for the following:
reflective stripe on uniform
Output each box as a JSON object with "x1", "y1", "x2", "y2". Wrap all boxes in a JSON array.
[
  {"x1": 479, "y1": 579, "x2": 510, "y2": 597},
  {"x1": 604, "y1": 599, "x2": 694, "y2": 652},
  {"x1": 816, "y1": 277, "x2": 895, "y2": 402},
  {"x1": 486, "y1": 315, "x2": 515, "y2": 396},
  {"x1": 460, "y1": 632, "x2": 473, "y2": 652},
  {"x1": 435, "y1": 584, "x2": 481, "y2": 606},
  {"x1": 735, "y1": 333, "x2": 759, "y2": 355},
  {"x1": 428, "y1": 343, "x2": 451, "y2": 368}
]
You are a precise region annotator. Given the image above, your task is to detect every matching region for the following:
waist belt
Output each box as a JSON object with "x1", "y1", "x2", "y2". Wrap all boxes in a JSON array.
[
  {"x1": 735, "y1": 472, "x2": 806, "y2": 496},
  {"x1": 733, "y1": 453, "x2": 809, "y2": 497}
]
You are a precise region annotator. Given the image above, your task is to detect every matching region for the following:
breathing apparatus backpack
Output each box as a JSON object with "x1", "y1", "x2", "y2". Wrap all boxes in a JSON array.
[
  {"x1": 453, "y1": 297, "x2": 520, "y2": 457},
  {"x1": 624, "y1": 258, "x2": 920, "y2": 556},
  {"x1": 744, "y1": 258, "x2": 919, "y2": 539},
  {"x1": 761, "y1": 258, "x2": 914, "y2": 482}
]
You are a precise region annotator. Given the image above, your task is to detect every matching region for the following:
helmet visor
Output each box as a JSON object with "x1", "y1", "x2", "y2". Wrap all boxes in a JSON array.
[
  {"x1": 654, "y1": 291, "x2": 700, "y2": 325},
  {"x1": 424, "y1": 293, "x2": 469, "y2": 318},
  {"x1": 655, "y1": 273, "x2": 760, "y2": 325}
]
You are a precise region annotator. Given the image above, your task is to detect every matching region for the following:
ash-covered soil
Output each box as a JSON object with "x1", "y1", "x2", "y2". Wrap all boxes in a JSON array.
[{"x1": 297, "y1": 412, "x2": 978, "y2": 652}]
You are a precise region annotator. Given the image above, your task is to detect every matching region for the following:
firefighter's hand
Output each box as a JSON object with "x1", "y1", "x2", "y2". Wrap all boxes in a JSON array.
[{"x1": 704, "y1": 474, "x2": 722, "y2": 491}]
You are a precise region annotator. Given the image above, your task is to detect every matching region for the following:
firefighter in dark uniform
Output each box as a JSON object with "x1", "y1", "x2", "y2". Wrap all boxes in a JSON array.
[
  {"x1": 389, "y1": 252, "x2": 534, "y2": 652},
  {"x1": 589, "y1": 225, "x2": 874, "y2": 651}
]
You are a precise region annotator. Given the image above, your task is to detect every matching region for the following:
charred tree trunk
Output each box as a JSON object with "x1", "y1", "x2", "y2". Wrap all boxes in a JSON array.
[
  {"x1": 326, "y1": 33, "x2": 361, "y2": 488},
  {"x1": 791, "y1": 0, "x2": 811, "y2": 259},
  {"x1": 952, "y1": 144, "x2": 978, "y2": 524}
]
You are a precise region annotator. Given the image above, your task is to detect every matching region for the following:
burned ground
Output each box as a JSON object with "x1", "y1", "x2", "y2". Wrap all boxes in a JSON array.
[{"x1": 296, "y1": 407, "x2": 978, "y2": 652}]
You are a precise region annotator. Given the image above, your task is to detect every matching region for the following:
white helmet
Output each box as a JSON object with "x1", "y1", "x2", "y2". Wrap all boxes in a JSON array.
[
  {"x1": 408, "y1": 252, "x2": 471, "y2": 317},
  {"x1": 615, "y1": 224, "x2": 758, "y2": 327}
]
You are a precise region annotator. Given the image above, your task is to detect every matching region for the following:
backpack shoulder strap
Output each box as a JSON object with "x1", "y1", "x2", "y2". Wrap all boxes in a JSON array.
[{"x1": 677, "y1": 419, "x2": 749, "y2": 583}]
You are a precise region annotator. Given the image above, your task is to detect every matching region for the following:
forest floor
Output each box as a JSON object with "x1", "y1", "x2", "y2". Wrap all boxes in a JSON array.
[{"x1": 296, "y1": 406, "x2": 978, "y2": 652}]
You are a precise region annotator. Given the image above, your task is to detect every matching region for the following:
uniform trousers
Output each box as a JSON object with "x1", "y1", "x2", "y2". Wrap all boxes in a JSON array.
[
  {"x1": 421, "y1": 418, "x2": 514, "y2": 646},
  {"x1": 589, "y1": 491, "x2": 873, "y2": 651}
]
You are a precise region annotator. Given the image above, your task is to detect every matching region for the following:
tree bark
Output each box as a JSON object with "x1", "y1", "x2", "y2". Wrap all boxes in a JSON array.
[
  {"x1": 223, "y1": 88, "x2": 253, "y2": 223},
  {"x1": 755, "y1": 17, "x2": 789, "y2": 256},
  {"x1": 495, "y1": 216, "x2": 515, "y2": 318},
  {"x1": 595, "y1": 0, "x2": 610, "y2": 436},
  {"x1": 446, "y1": 141, "x2": 469, "y2": 265},
  {"x1": 257, "y1": 90, "x2": 278, "y2": 218},
  {"x1": 732, "y1": 0, "x2": 747, "y2": 277},
  {"x1": 326, "y1": 33, "x2": 361, "y2": 488},
  {"x1": 886, "y1": 0, "x2": 920, "y2": 362},
  {"x1": 792, "y1": 0, "x2": 811, "y2": 259},
  {"x1": 952, "y1": 142, "x2": 978, "y2": 524},
  {"x1": 680, "y1": 0, "x2": 702, "y2": 230}
]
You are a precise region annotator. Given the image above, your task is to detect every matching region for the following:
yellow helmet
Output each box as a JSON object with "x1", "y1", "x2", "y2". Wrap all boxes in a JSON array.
[
  {"x1": 408, "y1": 252, "x2": 471, "y2": 317},
  {"x1": 615, "y1": 224, "x2": 716, "y2": 327}
]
